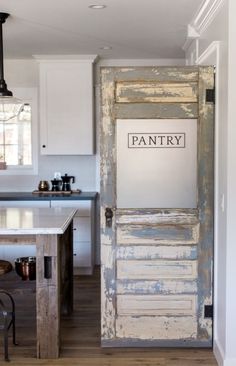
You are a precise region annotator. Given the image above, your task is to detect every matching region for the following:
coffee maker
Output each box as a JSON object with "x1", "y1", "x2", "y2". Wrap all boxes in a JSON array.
[
  {"x1": 61, "y1": 174, "x2": 75, "y2": 191},
  {"x1": 51, "y1": 178, "x2": 62, "y2": 191}
]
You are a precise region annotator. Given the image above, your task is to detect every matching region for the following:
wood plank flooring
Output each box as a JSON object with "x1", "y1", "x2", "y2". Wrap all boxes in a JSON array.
[{"x1": 0, "y1": 266, "x2": 217, "y2": 365}]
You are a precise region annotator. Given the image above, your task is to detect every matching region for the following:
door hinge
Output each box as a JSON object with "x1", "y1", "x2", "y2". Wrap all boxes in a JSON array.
[
  {"x1": 204, "y1": 305, "x2": 213, "y2": 318},
  {"x1": 206, "y1": 88, "x2": 215, "y2": 104}
]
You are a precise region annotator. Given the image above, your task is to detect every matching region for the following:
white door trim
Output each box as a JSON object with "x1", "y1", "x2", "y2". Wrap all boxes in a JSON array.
[{"x1": 196, "y1": 40, "x2": 221, "y2": 366}]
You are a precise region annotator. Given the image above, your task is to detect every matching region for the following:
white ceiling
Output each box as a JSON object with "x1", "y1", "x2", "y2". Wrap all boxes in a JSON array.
[{"x1": 0, "y1": 0, "x2": 203, "y2": 60}]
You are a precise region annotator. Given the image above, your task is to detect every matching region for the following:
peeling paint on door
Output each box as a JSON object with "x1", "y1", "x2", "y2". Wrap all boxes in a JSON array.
[{"x1": 100, "y1": 66, "x2": 214, "y2": 347}]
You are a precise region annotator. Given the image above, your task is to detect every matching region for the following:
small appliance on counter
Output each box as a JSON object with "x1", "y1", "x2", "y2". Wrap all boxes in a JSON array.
[
  {"x1": 33, "y1": 173, "x2": 80, "y2": 195},
  {"x1": 51, "y1": 178, "x2": 62, "y2": 191},
  {"x1": 61, "y1": 174, "x2": 75, "y2": 191}
]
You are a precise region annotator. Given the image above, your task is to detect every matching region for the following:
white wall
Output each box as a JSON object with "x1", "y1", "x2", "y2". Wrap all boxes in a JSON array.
[{"x1": 185, "y1": 1, "x2": 236, "y2": 365}]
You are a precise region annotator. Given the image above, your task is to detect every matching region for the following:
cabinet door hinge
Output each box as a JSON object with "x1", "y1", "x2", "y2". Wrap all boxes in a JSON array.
[
  {"x1": 206, "y1": 88, "x2": 215, "y2": 104},
  {"x1": 204, "y1": 305, "x2": 213, "y2": 318}
]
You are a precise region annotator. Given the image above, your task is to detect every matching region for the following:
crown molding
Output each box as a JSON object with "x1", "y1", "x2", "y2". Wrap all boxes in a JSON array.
[
  {"x1": 183, "y1": 0, "x2": 225, "y2": 51},
  {"x1": 182, "y1": 25, "x2": 200, "y2": 51},
  {"x1": 193, "y1": 0, "x2": 225, "y2": 34},
  {"x1": 33, "y1": 54, "x2": 98, "y2": 63},
  {"x1": 195, "y1": 40, "x2": 220, "y2": 65}
]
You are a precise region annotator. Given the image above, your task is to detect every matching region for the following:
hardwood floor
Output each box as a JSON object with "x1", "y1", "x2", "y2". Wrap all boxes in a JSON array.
[{"x1": 0, "y1": 267, "x2": 217, "y2": 365}]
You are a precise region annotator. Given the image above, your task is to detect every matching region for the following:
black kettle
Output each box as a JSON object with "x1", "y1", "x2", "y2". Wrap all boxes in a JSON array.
[{"x1": 61, "y1": 174, "x2": 75, "y2": 191}]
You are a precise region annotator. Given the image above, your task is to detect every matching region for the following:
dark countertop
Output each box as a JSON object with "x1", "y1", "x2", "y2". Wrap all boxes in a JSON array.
[{"x1": 0, "y1": 192, "x2": 97, "y2": 201}]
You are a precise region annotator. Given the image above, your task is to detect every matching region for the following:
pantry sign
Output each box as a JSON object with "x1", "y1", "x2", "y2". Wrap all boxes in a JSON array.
[{"x1": 128, "y1": 133, "x2": 185, "y2": 148}]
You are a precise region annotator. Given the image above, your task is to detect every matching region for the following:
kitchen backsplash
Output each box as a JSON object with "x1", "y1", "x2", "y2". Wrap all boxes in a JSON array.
[{"x1": 0, "y1": 155, "x2": 97, "y2": 192}]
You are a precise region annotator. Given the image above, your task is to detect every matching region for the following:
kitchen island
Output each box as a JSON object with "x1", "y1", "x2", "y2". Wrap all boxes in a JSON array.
[
  {"x1": 0, "y1": 207, "x2": 77, "y2": 359},
  {"x1": 0, "y1": 191, "x2": 98, "y2": 275}
]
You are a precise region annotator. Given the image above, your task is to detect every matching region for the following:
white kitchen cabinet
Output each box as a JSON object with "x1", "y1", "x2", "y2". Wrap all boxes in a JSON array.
[
  {"x1": 35, "y1": 55, "x2": 97, "y2": 155},
  {"x1": 73, "y1": 241, "x2": 92, "y2": 267},
  {"x1": 50, "y1": 200, "x2": 95, "y2": 275},
  {"x1": 0, "y1": 200, "x2": 50, "y2": 264},
  {"x1": 73, "y1": 217, "x2": 91, "y2": 242}
]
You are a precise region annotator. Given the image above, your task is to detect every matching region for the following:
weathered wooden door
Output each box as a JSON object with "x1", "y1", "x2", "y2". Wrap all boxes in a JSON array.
[{"x1": 100, "y1": 67, "x2": 214, "y2": 347}]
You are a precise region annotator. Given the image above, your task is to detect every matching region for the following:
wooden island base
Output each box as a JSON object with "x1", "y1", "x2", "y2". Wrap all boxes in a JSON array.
[{"x1": 0, "y1": 207, "x2": 76, "y2": 359}]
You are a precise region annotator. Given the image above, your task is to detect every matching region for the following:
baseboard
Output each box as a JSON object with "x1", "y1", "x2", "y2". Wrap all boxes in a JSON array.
[
  {"x1": 214, "y1": 339, "x2": 236, "y2": 366},
  {"x1": 214, "y1": 339, "x2": 224, "y2": 366}
]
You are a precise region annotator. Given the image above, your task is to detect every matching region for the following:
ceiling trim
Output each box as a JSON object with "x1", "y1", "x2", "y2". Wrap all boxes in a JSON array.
[
  {"x1": 192, "y1": 0, "x2": 225, "y2": 34},
  {"x1": 195, "y1": 40, "x2": 220, "y2": 65},
  {"x1": 183, "y1": 0, "x2": 225, "y2": 51},
  {"x1": 33, "y1": 54, "x2": 98, "y2": 63}
]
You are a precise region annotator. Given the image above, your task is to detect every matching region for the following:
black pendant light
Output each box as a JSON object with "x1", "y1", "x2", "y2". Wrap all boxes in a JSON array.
[{"x1": 0, "y1": 12, "x2": 23, "y2": 121}]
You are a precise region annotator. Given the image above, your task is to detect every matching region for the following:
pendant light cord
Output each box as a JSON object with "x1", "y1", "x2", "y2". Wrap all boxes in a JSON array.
[
  {"x1": 0, "y1": 19, "x2": 4, "y2": 82},
  {"x1": 0, "y1": 13, "x2": 12, "y2": 97}
]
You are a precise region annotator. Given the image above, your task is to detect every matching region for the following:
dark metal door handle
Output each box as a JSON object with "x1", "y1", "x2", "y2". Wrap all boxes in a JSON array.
[
  {"x1": 105, "y1": 207, "x2": 113, "y2": 228},
  {"x1": 44, "y1": 256, "x2": 52, "y2": 279}
]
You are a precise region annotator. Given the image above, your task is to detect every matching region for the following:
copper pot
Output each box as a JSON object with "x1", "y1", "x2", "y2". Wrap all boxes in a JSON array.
[{"x1": 15, "y1": 257, "x2": 36, "y2": 281}]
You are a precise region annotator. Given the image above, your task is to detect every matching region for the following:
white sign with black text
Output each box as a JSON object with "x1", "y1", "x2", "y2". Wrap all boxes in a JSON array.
[
  {"x1": 128, "y1": 133, "x2": 185, "y2": 148},
  {"x1": 116, "y1": 119, "x2": 197, "y2": 209}
]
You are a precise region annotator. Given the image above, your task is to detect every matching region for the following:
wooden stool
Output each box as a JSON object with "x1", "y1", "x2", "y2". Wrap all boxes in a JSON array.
[{"x1": 0, "y1": 260, "x2": 17, "y2": 362}]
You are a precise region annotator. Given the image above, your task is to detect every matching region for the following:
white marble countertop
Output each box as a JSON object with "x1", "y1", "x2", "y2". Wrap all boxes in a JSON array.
[{"x1": 0, "y1": 207, "x2": 77, "y2": 235}]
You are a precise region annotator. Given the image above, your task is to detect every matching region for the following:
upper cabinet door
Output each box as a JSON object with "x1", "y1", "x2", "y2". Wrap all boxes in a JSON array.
[{"x1": 36, "y1": 56, "x2": 96, "y2": 155}]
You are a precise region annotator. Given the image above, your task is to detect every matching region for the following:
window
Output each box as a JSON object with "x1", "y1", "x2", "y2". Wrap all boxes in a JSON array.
[
  {"x1": 0, "y1": 104, "x2": 32, "y2": 166},
  {"x1": 0, "y1": 88, "x2": 38, "y2": 175}
]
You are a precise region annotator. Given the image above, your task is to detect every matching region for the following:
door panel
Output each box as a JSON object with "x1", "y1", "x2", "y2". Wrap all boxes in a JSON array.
[
  {"x1": 100, "y1": 66, "x2": 214, "y2": 347},
  {"x1": 116, "y1": 278, "x2": 197, "y2": 295},
  {"x1": 115, "y1": 316, "x2": 197, "y2": 341},
  {"x1": 116, "y1": 223, "x2": 199, "y2": 245},
  {"x1": 116, "y1": 294, "x2": 197, "y2": 316},
  {"x1": 116, "y1": 260, "x2": 197, "y2": 280},
  {"x1": 115, "y1": 81, "x2": 198, "y2": 103}
]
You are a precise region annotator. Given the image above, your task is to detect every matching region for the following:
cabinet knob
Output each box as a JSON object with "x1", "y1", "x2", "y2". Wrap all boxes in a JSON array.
[
  {"x1": 73, "y1": 228, "x2": 77, "y2": 231},
  {"x1": 42, "y1": 145, "x2": 46, "y2": 148},
  {"x1": 73, "y1": 253, "x2": 77, "y2": 256}
]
